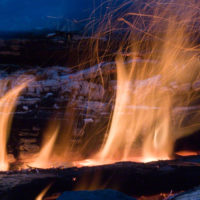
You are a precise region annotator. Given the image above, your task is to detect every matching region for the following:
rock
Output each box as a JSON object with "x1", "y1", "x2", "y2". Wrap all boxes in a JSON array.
[
  {"x1": 167, "y1": 185, "x2": 200, "y2": 200},
  {"x1": 57, "y1": 189, "x2": 136, "y2": 200}
]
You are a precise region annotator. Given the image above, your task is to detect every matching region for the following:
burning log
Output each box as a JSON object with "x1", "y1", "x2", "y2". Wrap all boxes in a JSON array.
[
  {"x1": 0, "y1": 62, "x2": 199, "y2": 162},
  {"x1": 1, "y1": 157, "x2": 200, "y2": 200}
]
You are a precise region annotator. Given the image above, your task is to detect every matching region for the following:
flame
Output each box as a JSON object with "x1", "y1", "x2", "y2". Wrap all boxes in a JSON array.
[
  {"x1": 35, "y1": 184, "x2": 52, "y2": 200},
  {"x1": 29, "y1": 122, "x2": 59, "y2": 168},
  {"x1": 6, "y1": 1, "x2": 200, "y2": 170},
  {"x1": 96, "y1": 0, "x2": 200, "y2": 163},
  {"x1": 75, "y1": 0, "x2": 200, "y2": 166},
  {"x1": 0, "y1": 79, "x2": 30, "y2": 171}
]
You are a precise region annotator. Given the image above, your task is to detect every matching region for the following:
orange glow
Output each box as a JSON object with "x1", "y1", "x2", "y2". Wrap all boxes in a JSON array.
[
  {"x1": 74, "y1": 156, "x2": 168, "y2": 168},
  {"x1": 73, "y1": 159, "x2": 115, "y2": 168},
  {"x1": 90, "y1": 0, "x2": 200, "y2": 164},
  {"x1": 73, "y1": 0, "x2": 200, "y2": 166},
  {"x1": 35, "y1": 184, "x2": 52, "y2": 200},
  {"x1": 176, "y1": 151, "x2": 198, "y2": 157},
  {"x1": 28, "y1": 122, "x2": 59, "y2": 169},
  {"x1": 0, "y1": 79, "x2": 31, "y2": 171}
]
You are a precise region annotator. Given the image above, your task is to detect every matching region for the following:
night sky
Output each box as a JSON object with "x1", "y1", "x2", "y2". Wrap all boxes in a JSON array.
[
  {"x1": 0, "y1": 0, "x2": 104, "y2": 31},
  {"x1": 0, "y1": 0, "x2": 106, "y2": 32}
]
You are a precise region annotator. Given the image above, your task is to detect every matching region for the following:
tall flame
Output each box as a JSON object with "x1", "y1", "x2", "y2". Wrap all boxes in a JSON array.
[
  {"x1": 96, "y1": 0, "x2": 200, "y2": 163},
  {"x1": 99, "y1": 57, "x2": 172, "y2": 162},
  {"x1": 0, "y1": 79, "x2": 30, "y2": 171}
]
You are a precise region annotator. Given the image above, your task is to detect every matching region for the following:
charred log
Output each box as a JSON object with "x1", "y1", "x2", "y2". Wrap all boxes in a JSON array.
[{"x1": 1, "y1": 158, "x2": 200, "y2": 200}]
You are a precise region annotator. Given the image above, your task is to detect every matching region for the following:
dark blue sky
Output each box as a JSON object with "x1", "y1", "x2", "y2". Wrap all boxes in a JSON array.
[{"x1": 0, "y1": 0, "x2": 106, "y2": 32}]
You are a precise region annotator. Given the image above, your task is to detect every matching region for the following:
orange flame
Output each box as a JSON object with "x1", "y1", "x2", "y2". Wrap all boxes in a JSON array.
[
  {"x1": 35, "y1": 184, "x2": 52, "y2": 200},
  {"x1": 75, "y1": 0, "x2": 200, "y2": 166},
  {"x1": 0, "y1": 79, "x2": 31, "y2": 171},
  {"x1": 14, "y1": 1, "x2": 200, "y2": 170},
  {"x1": 97, "y1": 0, "x2": 200, "y2": 163},
  {"x1": 29, "y1": 122, "x2": 59, "y2": 169}
]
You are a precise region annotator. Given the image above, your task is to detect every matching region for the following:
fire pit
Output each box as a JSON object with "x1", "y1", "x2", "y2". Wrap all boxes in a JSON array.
[{"x1": 1, "y1": 0, "x2": 200, "y2": 199}]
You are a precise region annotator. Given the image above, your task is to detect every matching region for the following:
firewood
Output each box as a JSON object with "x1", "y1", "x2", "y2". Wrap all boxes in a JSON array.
[{"x1": 1, "y1": 157, "x2": 200, "y2": 200}]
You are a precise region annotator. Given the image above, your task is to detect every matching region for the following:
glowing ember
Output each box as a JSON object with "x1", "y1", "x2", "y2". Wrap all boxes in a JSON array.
[
  {"x1": 74, "y1": 155, "x2": 170, "y2": 168},
  {"x1": 176, "y1": 151, "x2": 199, "y2": 157},
  {"x1": 0, "y1": 79, "x2": 31, "y2": 171},
  {"x1": 73, "y1": 159, "x2": 116, "y2": 168}
]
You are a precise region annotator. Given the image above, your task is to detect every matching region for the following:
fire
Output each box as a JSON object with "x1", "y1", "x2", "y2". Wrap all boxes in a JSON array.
[
  {"x1": 0, "y1": 79, "x2": 31, "y2": 171},
  {"x1": 77, "y1": 0, "x2": 200, "y2": 166},
  {"x1": 97, "y1": 3, "x2": 200, "y2": 163},
  {"x1": 35, "y1": 184, "x2": 52, "y2": 200},
  {"x1": 27, "y1": 0, "x2": 200, "y2": 168},
  {"x1": 2, "y1": 0, "x2": 200, "y2": 171},
  {"x1": 28, "y1": 122, "x2": 59, "y2": 169}
]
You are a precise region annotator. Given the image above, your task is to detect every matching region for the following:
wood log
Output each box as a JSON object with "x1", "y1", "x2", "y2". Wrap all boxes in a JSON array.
[
  {"x1": 1, "y1": 157, "x2": 200, "y2": 200},
  {"x1": 0, "y1": 34, "x2": 117, "y2": 67}
]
